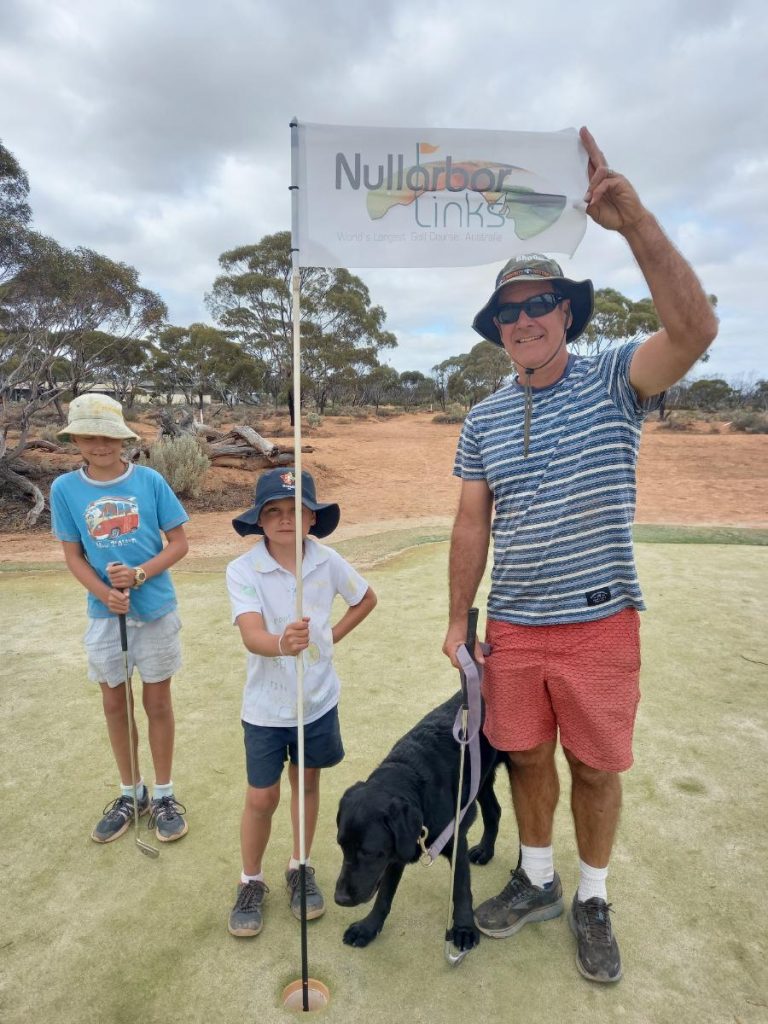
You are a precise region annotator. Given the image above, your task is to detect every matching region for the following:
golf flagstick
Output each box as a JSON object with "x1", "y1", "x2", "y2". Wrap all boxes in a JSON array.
[
  {"x1": 117, "y1": 613, "x2": 159, "y2": 859},
  {"x1": 444, "y1": 606, "x2": 478, "y2": 965},
  {"x1": 290, "y1": 117, "x2": 310, "y2": 1013}
]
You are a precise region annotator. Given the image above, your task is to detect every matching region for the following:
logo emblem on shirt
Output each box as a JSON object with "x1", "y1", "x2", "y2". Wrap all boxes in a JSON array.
[
  {"x1": 84, "y1": 496, "x2": 140, "y2": 540},
  {"x1": 585, "y1": 587, "x2": 611, "y2": 607}
]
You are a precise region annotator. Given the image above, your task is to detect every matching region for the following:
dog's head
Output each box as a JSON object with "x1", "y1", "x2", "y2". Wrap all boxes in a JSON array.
[{"x1": 334, "y1": 780, "x2": 423, "y2": 906}]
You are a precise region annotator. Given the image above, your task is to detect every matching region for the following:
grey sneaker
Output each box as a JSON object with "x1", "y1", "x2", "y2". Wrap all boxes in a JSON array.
[
  {"x1": 568, "y1": 894, "x2": 622, "y2": 983},
  {"x1": 228, "y1": 880, "x2": 269, "y2": 937},
  {"x1": 148, "y1": 795, "x2": 188, "y2": 842},
  {"x1": 91, "y1": 790, "x2": 150, "y2": 843},
  {"x1": 475, "y1": 867, "x2": 563, "y2": 937},
  {"x1": 285, "y1": 866, "x2": 326, "y2": 920}
]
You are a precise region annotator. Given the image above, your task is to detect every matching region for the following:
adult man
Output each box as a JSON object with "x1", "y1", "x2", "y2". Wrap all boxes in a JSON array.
[{"x1": 442, "y1": 127, "x2": 717, "y2": 983}]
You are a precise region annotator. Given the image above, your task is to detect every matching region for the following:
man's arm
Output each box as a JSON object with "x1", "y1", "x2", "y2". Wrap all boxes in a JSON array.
[
  {"x1": 580, "y1": 126, "x2": 718, "y2": 400},
  {"x1": 442, "y1": 478, "x2": 493, "y2": 668}
]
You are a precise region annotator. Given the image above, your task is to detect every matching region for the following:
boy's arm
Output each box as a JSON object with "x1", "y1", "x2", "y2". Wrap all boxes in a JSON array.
[
  {"x1": 61, "y1": 542, "x2": 130, "y2": 615},
  {"x1": 106, "y1": 524, "x2": 189, "y2": 590},
  {"x1": 332, "y1": 587, "x2": 377, "y2": 645},
  {"x1": 236, "y1": 611, "x2": 310, "y2": 657}
]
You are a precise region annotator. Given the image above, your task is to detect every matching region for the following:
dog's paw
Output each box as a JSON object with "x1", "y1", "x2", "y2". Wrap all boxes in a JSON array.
[
  {"x1": 468, "y1": 842, "x2": 494, "y2": 865},
  {"x1": 450, "y1": 923, "x2": 481, "y2": 952},
  {"x1": 343, "y1": 921, "x2": 380, "y2": 948}
]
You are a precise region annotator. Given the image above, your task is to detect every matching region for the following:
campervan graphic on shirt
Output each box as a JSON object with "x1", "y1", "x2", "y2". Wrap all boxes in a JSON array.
[{"x1": 84, "y1": 496, "x2": 140, "y2": 540}]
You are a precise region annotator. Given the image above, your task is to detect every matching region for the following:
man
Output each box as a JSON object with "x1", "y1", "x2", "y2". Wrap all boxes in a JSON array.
[{"x1": 442, "y1": 126, "x2": 717, "y2": 983}]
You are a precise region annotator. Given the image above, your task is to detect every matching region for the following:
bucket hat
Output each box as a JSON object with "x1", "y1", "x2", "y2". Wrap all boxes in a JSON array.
[
  {"x1": 232, "y1": 468, "x2": 340, "y2": 539},
  {"x1": 472, "y1": 253, "x2": 594, "y2": 347},
  {"x1": 57, "y1": 393, "x2": 139, "y2": 442}
]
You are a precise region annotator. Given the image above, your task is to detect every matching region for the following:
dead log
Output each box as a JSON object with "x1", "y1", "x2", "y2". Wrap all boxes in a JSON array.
[
  {"x1": 0, "y1": 460, "x2": 46, "y2": 525},
  {"x1": 21, "y1": 439, "x2": 64, "y2": 453}
]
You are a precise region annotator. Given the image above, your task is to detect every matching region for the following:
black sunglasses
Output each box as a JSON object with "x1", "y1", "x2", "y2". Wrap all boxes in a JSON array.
[{"x1": 495, "y1": 292, "x2": 565, "y2": 325}]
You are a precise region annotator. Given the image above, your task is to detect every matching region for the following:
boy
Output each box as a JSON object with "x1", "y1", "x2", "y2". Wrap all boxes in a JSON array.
[
  {"x1": 226, "y1": 467, "x2": 376, "y2": 937},
  {"x1": 50, "y1": 393, "x2": 190, "y2": 844}
]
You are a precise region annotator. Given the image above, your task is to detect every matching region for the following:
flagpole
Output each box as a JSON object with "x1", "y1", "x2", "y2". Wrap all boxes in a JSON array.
[{"x1": 289, "y1": 115, "x2": 310, "y2": 1013}]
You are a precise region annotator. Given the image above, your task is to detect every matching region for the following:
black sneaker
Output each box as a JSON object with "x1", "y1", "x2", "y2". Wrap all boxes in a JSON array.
[
  {"x1": 148, "y1": 795, "x2": 189, "y2": 842},
  {"x1": 568, "y1": 893, "x2": 622, "y2": 983},
  {"x1": 475, "y1": 867, "x2": 563, "y2": 937},
  {"x1": 91, "y1": 789, "x2": 150, "y2": 844},
  {"x1": 285, "y1": 866, "x2": 326, "y2": 920},
  {"x1": 228, "y1": 880, "x2": 269, "y2": 937}
]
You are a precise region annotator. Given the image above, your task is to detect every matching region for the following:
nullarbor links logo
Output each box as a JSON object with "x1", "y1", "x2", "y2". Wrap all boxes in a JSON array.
[{"x1": 335, "y1": 141, "x2": 566, "y2": 239}]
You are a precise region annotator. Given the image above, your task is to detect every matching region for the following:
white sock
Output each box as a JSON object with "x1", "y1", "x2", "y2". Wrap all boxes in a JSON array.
[
  {"x1": 153, "y1": 781, "x2": 174, "y2": 800},
  {"x1": 520, "y1": 844, "x2": 555, "y2": 887},
  {"x1": 241, "y1": 871, "x2": 264, "y2": 885},
  {"x1": 121, "y1": 779, "x2": 145, "y2": 801},
  {"x1": 577, "y1": 860, "x2": 608, "y2": 903}
]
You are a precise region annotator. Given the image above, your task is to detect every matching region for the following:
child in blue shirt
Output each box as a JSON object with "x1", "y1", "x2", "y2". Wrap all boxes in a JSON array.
[{"x1": 50, "y1": 394, "x2": 190, "y2": 844}]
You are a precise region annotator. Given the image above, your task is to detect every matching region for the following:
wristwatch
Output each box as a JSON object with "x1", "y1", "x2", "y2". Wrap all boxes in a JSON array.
[{"x1": 133, "y1": 567, "x2": 147, "y2": 588}]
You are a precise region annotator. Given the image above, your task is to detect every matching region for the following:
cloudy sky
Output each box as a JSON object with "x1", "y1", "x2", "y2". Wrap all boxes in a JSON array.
[{"x1": 2, "y1": 0, "x2": 766, "y2": 382}]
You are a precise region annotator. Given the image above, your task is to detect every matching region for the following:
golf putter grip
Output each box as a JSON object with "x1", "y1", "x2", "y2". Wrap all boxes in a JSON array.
[
  {"x1": 465, "y1": 607, "x2": 479, "y2": 662},
  {"x1": 118, "y1": 613, "x2": 128, "y2": 653}
]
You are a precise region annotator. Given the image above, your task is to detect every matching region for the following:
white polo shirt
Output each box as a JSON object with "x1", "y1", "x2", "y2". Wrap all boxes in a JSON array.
[{"x1": 226, "y1": 536, "x2": 369, "y2": 727}]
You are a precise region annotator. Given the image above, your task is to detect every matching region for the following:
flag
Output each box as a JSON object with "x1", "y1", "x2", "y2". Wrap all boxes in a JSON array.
[{"x1": 294, "y1": 122, "x2": 589, "y2": 269}]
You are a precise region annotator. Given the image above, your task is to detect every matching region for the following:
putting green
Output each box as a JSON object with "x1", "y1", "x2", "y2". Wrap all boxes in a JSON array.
[{"x1": 1, "y1": 540, "x2": 766, "y2": 1024}]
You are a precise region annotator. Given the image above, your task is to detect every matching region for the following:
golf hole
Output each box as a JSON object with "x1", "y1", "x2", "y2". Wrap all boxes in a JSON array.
[{"x1": 281, "y1": 978, "x2": 330, "y2": 1012}]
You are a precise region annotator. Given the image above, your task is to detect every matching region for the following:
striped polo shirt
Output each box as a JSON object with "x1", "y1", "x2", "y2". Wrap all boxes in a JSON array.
[{"x1": 453, "y1": 342, "x2": 662, "y2": 625}]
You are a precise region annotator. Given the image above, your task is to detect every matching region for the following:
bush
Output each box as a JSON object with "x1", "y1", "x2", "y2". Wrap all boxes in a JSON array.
[
  {"x1": 658, "y1": 412, "x2": 696, "y2": 431},
  {"x1": 729, "y1": 412, "x2": 768, "y2": 434},
  {"x1": 306, "y1": 411, "x2": 322, "y2": 428},
  {"x1": 432, "y1": 403, "x2": 466, "y2": 425},
  {"x1": 141, "y1": 436, "x2": 210, "y2": 497}
]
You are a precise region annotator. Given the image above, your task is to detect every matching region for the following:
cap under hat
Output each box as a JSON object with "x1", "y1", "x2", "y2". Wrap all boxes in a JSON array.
[
  {"x1": 472, "y1": 253, "x2": 594, "y2": 347},
  {"x1": 232, "y1": 468, "x2": 340, "y2": 539}
]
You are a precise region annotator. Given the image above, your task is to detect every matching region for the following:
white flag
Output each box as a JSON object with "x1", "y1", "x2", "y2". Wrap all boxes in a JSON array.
[{"x1": 294, "y1": 122, "x2": 588, "y2": 269}]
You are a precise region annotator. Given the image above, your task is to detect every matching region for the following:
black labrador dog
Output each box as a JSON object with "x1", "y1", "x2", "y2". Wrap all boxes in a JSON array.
[{"x1": 335, "y1": 692, "x2": 505, "y2": 951}]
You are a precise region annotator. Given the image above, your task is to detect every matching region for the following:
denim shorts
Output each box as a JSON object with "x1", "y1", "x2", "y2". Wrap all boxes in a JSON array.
[
  {"x1": 84, "y1": 612, "x2": 182, "y2": 687},
  {"x1": 242, "y1": 705, "x2": 344, "y2": 789}
]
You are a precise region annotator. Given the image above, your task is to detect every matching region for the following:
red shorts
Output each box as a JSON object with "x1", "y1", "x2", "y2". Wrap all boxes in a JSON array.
[{"x1": 482, "y1": 608, "x2": 641, "y2": 772}]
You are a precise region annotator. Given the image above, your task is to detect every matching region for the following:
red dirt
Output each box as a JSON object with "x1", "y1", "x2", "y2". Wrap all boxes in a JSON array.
[{"x1": 1, "y1": 413, "x2": 766, "y2": 565}]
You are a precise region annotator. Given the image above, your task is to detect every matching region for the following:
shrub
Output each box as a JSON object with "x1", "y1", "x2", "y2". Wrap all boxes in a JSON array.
[
  {"x1": 141, "y1": 436, "x2": 210, "y2": 497},
  {"x1": 657, "y1": 412, "x2": 696, "y2": 431},
  {"x1": 729, "y1": 412, "x2": 768, "y2": 434},
  {"x1": 306, "y1": 411, "x2": 323, "y2": 428},
  {"x1": 432, "y1": 403, "x2": 466, "y2": 425}
]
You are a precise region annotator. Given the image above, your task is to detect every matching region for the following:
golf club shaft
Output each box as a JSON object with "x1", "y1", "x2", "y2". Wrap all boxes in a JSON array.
[
  {"x1": 118, "y1": 614, "x2": 141, "y2": 832},
  {"x1": 119, "y1": 613, "x2": 159, "y2": 858}
]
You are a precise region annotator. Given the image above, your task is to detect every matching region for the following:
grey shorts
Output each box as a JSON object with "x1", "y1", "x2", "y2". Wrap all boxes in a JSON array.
[{"x1": 84, "y1": 612, "x2": 182, "y2": 687}]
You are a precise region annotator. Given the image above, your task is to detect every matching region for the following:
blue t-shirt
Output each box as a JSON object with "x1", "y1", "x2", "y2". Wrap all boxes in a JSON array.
[
  {"x1": 454, "y1": 342, "x2": 663, "y2": 625},
  {"x1": 50, "y1": 462, "x2": 189, "y2": 621}
]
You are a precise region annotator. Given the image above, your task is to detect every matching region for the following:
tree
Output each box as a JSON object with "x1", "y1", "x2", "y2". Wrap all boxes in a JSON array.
[
  {"x1": 686, "y1": 378, "x2": 734, "y2": 412},
  {"x1": 396, "y1": 370, "x2": 435, "y2": 409},
  {"x1": 150, "y1": 323, "x2": 240, "y2": 414},
  {"x1": 206, "y1": 231, "x2": 397, "y2": 423},
  {"x1": 361, "y1": 365, "x2": 400, "y2": 410},
  {"x1": 0, "y1": 139, "x2": 32, "y2": 286}
]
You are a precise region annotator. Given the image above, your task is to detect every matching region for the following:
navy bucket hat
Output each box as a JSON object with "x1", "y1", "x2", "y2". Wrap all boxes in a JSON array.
[
  {"x1": 472, "y1": 253, "x2": 594, "y2": 347},
  {"x1": 232, "y1": 468, "x2": 340, "y2": 539}
]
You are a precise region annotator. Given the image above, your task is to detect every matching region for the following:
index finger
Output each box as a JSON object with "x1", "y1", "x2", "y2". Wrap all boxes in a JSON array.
[{"x1": 579, "y1": 125, "x2": 608, "y2": 175}]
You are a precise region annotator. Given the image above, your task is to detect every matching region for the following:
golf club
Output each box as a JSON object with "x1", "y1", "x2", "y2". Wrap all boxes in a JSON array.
[
  {"x1": 444, "y1": 606, "x2": 478, "y2": 967},
  {"x1": 118, "y1": 612, "x2": 159, "y2": 859}
]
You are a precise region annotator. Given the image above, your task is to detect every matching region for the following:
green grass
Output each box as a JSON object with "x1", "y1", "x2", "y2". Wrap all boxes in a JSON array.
[{"x1": 1, "y1": 542, "x2": 767, "y2": 1024}]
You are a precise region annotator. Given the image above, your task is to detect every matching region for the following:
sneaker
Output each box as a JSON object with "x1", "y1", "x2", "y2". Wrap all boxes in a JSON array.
[
  {"x1": 148, "y1": 795, "x2": 189, "y2": 842},
  {"x1": 228, "y1": 881, "x2": 269, "y2": 937},
  {"x1": 91, "y1": 789, "x2": 150, "y2": 844},
  {"x1": 474, "y1": 867, "x2": 563, "y2": 938},
  {"x1": 285, "y1": 866, "x2": 326, "y2": 920},
  {"x1": 568, "y1": 894, "x2": 622, "y2": 983}
]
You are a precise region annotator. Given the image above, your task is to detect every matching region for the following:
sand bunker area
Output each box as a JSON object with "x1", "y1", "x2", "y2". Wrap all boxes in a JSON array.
[{"x1": 1, "y1": 412, "x2": 766, "y2": 566}]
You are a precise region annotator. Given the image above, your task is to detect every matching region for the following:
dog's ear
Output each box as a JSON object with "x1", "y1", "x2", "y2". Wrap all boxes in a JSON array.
[
  {"x1": 386, "y1": 797, "x2": 423, "y2": 862},
  {"x1": 337, "y1": 780, "x2": 366, "y2": 825}
]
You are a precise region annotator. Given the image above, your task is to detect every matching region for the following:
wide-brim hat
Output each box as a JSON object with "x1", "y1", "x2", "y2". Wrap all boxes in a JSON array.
[
  {"x1": 57, "y1": 393, "x2": 139, "y2": 442},
  {"x1": 232, "y1": 468, "x2": 340, "y2": 539},
  {"x1": 472, "y1": 253, "x2": 594, "y2": 347}
]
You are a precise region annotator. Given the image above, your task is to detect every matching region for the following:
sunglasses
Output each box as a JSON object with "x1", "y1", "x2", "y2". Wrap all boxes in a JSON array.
[{"x1": 495, "y1": 292, "x2": 565, "y2": 325}]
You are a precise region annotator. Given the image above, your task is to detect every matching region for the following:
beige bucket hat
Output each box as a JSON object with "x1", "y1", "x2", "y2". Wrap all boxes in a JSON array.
[{"x1": 57, "y1": 393, "x2": 139, "y2": 442}]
